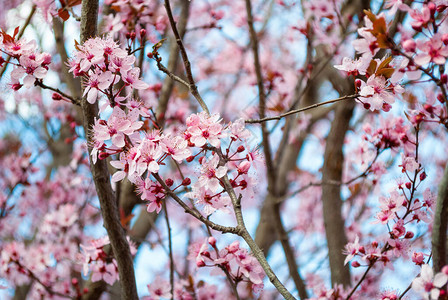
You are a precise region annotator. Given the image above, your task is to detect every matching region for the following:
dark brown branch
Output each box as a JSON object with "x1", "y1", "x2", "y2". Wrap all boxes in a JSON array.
[
  {"x1": 432, "y1": 162, "x2": 448, "y2": 272},
  {"x1": 35, "y1": 80, "x2": 80, "y2": 105},
  {"x1": 246, "y1": 94, "x2": 359, "y2": 123},
  {"x1": 163, "y1": 0, "x2": 209, "y2": 114},
  {"x1": 321, "y1": 101, "x2": 354, "y2": 287},
  {"x1": 80, "y1": 1, "x2": 138, "y2": 299},
  {"x1": 157, "y1": 0, "x2": 190, "y2": 124},
  {"x1": 244, "y1": 0, "x2": 276, "y2": 190}
]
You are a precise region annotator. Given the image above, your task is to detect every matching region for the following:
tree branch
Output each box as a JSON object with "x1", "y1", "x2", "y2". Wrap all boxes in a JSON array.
[
  {"x1": 432, "y1": 162, "x2": 448, "y2": 272},
  {"x1": 163, "y1": 0, "x2": 209, "y2": 114},
  {"x1": 246, "y1": 94, "x2": 358, "y2": 123},
  {"x1": 80, "y1": 1, "x2": 138, "y2": 299}
]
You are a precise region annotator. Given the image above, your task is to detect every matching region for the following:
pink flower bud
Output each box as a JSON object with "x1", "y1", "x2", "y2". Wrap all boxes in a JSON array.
[
  {"x1": 420, "y1": 172, "x2": 427, "y2": 181},
  {"x1": 237, "y1": 145, "x2": 245, "y2": 152},
  {"x1": 405, "y1": 231, "x2": 414, "y2": 239},
  {"x1": 140, "y1": 29, "x2": 146, "y2": 38},
  {"x1": 165, "y1": 178, "x2": 174, "y2": 187},
  {"x1": 196, "y1": 259, "x2": 206, "y2": 267},
  {"x1": 442, "y1": 265, "x2": 448, "y2": 275},
  {"x1": 442, "y1": 33, "x2": 448, "y2": 45},
  {"x1": 405, "y1": 182, "x2": 412, "y2": 189},
  {"x1": 182, "y1": 178, "x2": 191, "y2": 186},
  {"x1": 98, "y1": 152, "x2": 109, "y2": 160},
  {"x1": 359, "y1": 246, "x2": 365, "y2": 254},
  {"x1": 351, "y1": 261, "x2": 361, "y2": 268},
  {"x1": 208, "y1": 237, "x2": 216, "y2": 247},
  {"x1": 52, "y1": 93, "x2": 62, "y2": 101},
  {"x1": 402, "y1": 39, "x2": 416, "y2": 52}
]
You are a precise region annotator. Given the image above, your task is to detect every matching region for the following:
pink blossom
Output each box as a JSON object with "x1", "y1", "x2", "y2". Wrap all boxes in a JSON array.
[
  {"x1": 415, "y1": 35, "x2": 448, "y2": 66},
  {"x1": 83, "y1": 69, "x2": 114, "y2": 104},
  {"x1": 412, "y1": 264, "x2": 448, "y2": 300},
  {"x1": 90, "y1": 260, "x2": 119, "y2": 285},
  {"x1": 359, "y1": 75, "x2": 403, "y2": 111},
  {"x1": 121, "y1": 67, "x2": 149, "y2": 90}
]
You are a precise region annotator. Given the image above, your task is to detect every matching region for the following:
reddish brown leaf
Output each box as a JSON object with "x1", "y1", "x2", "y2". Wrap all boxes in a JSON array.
[{"x1": 58, "y1": 8, "x2": 70, "y2": 21}]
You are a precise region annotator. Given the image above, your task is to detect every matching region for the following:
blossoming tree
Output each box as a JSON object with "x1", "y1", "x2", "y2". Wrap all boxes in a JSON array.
[{"x1": 1, "y1": 0, "x2": 448, "y2": 299}]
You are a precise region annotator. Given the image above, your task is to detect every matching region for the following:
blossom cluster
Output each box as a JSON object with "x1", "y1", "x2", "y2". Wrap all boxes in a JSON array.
[
  {"x1": 335, "y1": 4, "x2": 448, "y2": 112},
  {"x1": 68, "y1": 35, "x2": 148, "y2": 104},
  {"x1": 0, "y1": 27, "x2": 51, "y2": 90},
  {"x1": 79, "y1": 236, "x2": 136, "y2": 286},
  {"x1": 103, "y1": 0, "x2": 168, "y2": 41},
  {"x1": 191, "y1": 238, "x2": 265, "y2": 292}
]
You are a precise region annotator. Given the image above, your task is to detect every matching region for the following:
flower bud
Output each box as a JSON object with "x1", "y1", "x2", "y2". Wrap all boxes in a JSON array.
[
  {"x1": 208, "y1": 237, "x2": 216, "y2": 247},
  {"x1": 52, "y1": 93, "x2": 62, "y2": 101},
  {"x1": 140, "y1": 29, "x2": 146, "y2": 38},
  {"x1": 182, "y1": 177, "x2": 191, "y2": 186},
  {"x1": 98, "y1": 152, "x2": 109, "y2": 160},
  {"x1": 186, "y1": 156, "x2": 194, "y2": 162},
  {"x1": 165, "y1": 178, "x2": 174, "y2": 187},
  {"x1": 71, "y1": 278, "x2": 79, "y2": 286},
  {"x1": 428, "y1": 2, "x2": 436, "y2": 16},
  {"x1": 405, "y1": 231, "x2": 414, "y2": 239},
  {"x1": 402, "y1": 39, "x2": 416, "y2": 52},
  {"x1": 11, "y1": 83, "x2": 23, "y2": 91},
  {"x1": 351, "y1": 261, "x2": 361, "y2": 268},
  {"x1": 405, "y1": 182, "x2": 412, "y2": 189},
  {"x1": 420, "y1": 172, "x2": 426, "y2": 181},
  {"x1": 424, "y1": 104, "x2": 433, "y2": 114},
  {"x1": 237, "y1": 145, "x2": 245, "y2": 152},
  {"x1": 196, "y1": 259, "x2": 206, "y2": 267},
  {"x1": 442, "y1": 265, "x2": 448, "y2": 275}
]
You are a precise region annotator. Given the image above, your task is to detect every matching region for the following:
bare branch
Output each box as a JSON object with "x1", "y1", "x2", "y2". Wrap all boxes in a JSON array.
[
  {"x1": 246, "y1": 94, "x2": 359, "y2": 123},
  {"x1": 432, "y1": 162, "x2": 448, "y2": 272},
  {"x1": 163, "y1": 0, "x2": 209, "y2": 114},
  {"x1": 244, "y1": 0, "x2": 276, "y2": 189}
]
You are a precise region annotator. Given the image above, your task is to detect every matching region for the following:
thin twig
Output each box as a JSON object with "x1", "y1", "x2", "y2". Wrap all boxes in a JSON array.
[
  {"x1": 35, "y1": 80, "x2": 80, "y2": 105},
  {"x1": 152, "y1": 173, "x2": 239, "y2": 234},
  {"x1": 244, "y1": 0, "x2": 276, "y2": 189},
  {"x1": 163, "y1": 0, "x2": 209, "y2": 114},
  {"x1": 246, "y1": 94, "x2": 359, "y2": 123},
  {"x1": 163, "y1": 202, "x2": 175, "y2": 300}
]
